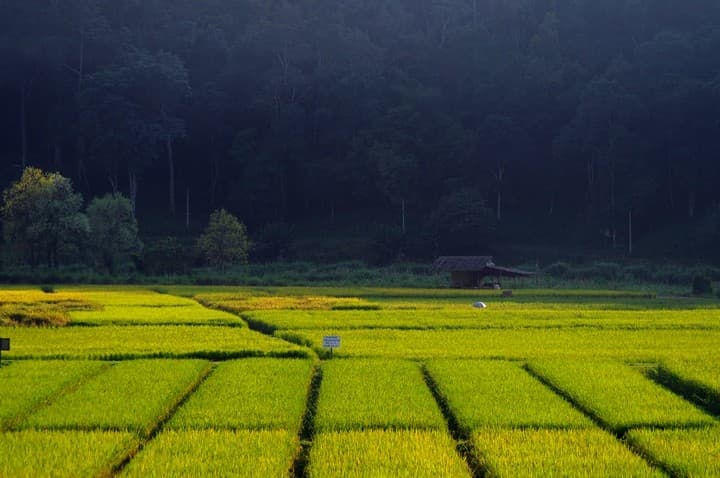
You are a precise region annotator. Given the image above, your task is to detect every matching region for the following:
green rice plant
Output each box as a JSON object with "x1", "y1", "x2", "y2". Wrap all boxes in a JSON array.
[
  {"x1": 277, "y1": 328, "x2": 720, "y2": 361},
  {"x1": 169, "y1": 358, "x2": 314, "y2": 430},
  {"x1": 308, "y1": 430, "x2": 471, "y2": 478},
  {"x1": 526, "y1": 360, "x2": 716, "y2": 432},
  {"x1": 196, "y1": 293, "x2": 376, "y2": 312},
  {"x1": 0, "y1": 289, "x2": 101, "y2": 326},
  {"x1": 122, "y1": 429, "x2": 297, "y2": 478},
  {"x1": 0, "y1": 289, "x2": 97, "y2": 308},
  {"x1": 0, "y1": 361, "x2": 106, "y2": 429},
  {"x1": 425, "y1": 360, "x2": 592, "y2": 430},
  {"x1": 4, "y1": 325, "x2": 309, "y2": 360},
  {"x1": 657, "y1": 359, "x2": 720, "y2": 405},
  {"x1": 69, "y1": 304, "x2": 243, "y2": 326},
  {"x1": 627, "y1": 427, "x2": 720, "y2": 477},
  {"x1": 315, "y1": 359, "x2": 444, "y2": 432},
  {"x1": 71, "y1": 288, "x2": 196, "y2": 307},
  {"x1": 0, "y1": 430, "x2": 136, "y2": 478},
  {"x1": 473, "y1": 429, "x2": 663, "y2": 477},
  {"x1": 24, "y1": 359, "x2": 209, "y2": 435},
  {"x1": 249, "y1": 307, "x2": 720, "y2": 332}
]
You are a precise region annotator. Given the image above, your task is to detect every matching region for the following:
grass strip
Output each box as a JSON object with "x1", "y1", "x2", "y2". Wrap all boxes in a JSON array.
[
  {"x1": 315, "y1": 359, "x2": 445, "y2": 432},
  {"x1": 276, "y1": 328, "x2": 720, "y2": 360},
  {"x1": 473, "y1": 429, "x2": 663, "y2": 477},
  {"x1": 70, "y1": 304, "x2": 243, "y2": 326},
  {"x1": 0, "y1": 360, "x2": 107, "y2": 430},
  {"x1": 292, "y1": 364, "x2": 323, "y2": 478},
  {"x1": 248, "y1": 308, "x2": 720, "y2": 331},
  {"x1": 168, "y1": 358, "x2": 314, "y2": 430},
  {"x1": 526, "y1": 360, "x2": 716, "y2": 433},
  {"x1": 69, "y1": 289, "x2": 196, "y2": 307},
  {"x1": 3, "y1": 325, "x2": 308, "y2": 360},
  {"x1": 121, "y1": 429, "x2": 297, "y2": 478},
  {"x1": 627, "y1": 427, "x2": 720, "y2": 477},
  {"x1": 426, "y1": 360, "x2": 592, "y2": 430},
  {"x1": 196, "y1": 293, "x2": 376, "y2": 312},
  {"x1": 308, "y1": 430, "x2": 471, "y2": 477},
  {"x1": 23, "y1": 359, "x2": 208, "y2": 435},
  {"x1": 0, "y1": 430, "x2": 136, "y2": 478}
]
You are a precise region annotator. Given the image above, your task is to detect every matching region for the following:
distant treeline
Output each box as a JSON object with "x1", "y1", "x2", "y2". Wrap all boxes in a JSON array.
[{"x1": 2, "y1": 0, "x2": 720, "y2": 259}]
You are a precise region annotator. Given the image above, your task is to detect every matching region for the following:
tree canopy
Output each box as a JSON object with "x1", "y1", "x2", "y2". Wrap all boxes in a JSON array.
[{"x1": 1, "y1": 0, "x2": 720, "y2": 260}]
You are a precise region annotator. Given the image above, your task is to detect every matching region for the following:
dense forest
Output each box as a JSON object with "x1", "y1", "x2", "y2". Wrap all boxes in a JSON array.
[{"x1": 2, "y1": 0, "x2": 720, "y2": 266}]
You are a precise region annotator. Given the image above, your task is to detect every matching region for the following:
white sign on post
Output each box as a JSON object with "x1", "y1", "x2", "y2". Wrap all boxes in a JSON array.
[{"x1": 323, "y1": 336, "x2": 341, "y2": 349}]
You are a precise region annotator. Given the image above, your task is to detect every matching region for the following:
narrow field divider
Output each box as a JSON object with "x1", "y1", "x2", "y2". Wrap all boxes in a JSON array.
[
  {"x1": 2, "y1": 361, "x2": 111, "y2": 431},
  {"x1": 109, "y1": 362, "x2": 216, "y2": 477},
  {"x1": 421, "y1": 364, "x2": 486, "y2": 478},
  {"x1": 522, "y1": 364, "x2": 675, "y2": 477},
  {"x1": 292, "y1": 363, "x2": 323, "y2": 478},
  {"x1": 648, "y1": 365, "x2": 720, "y2": 418}
]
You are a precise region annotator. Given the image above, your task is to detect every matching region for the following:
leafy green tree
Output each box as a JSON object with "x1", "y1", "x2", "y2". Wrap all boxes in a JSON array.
[
  {"x1": 1, "y1": 167, "x2": 87, "y2": 268},
  {"x1": 86, "y1": 194, "x2": 142, "y2": 274},
  {"x1": 197, "y1": 209, "x2": 250, "y2": 272},
  {"x1": 427, "y1": 188, "x2": 495, "y2": 255}
]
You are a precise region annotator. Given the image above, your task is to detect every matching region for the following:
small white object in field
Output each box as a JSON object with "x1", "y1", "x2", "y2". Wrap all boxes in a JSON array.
[{"x1": 473, "y1": 301, "x2": 487, "y2": 308}]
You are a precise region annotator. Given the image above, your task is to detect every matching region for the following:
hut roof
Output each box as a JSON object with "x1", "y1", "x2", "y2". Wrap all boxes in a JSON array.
[
  {"x1": 433, "y1": 256, "x2": 494, "y2": 271},
  {"x1": 484, "y1": 265, "x2": 535, "y2": 278},
  {"x1": 433, "y1": 256, "x2": 535, "y2": 277}
]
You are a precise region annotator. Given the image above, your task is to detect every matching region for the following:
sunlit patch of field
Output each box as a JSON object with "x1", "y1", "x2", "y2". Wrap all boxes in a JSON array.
[
  {"x1": 168, "y1": 358, "x2": 314, "y2": 430},
  {"x1": 277, "y1": 327, "x2": 720, "y2": 361},
  {"x1": 69, "y1": 304, "x2": 243, "y2": 326},
  {"x1": 425, "y1": 360, "x2": 591, "y2": 430},
  {"x1": 246, "y1": 308, "x2": 720, "y2": 332},
  {"x1": 526, "y1": 360, "x2": 716, "y2": 432},
  {"x1": 474, "y1": 429, "x2": 663, "y2": 478},
  {"x1": 315, "y1": 359, "x2": 445, "y2": 432},
  {"x1": 1, "y1": 285, "x2": 718, "y2": 477},
  {"x1": 0, "y1": 430, "x2": 136, "y2": 478},
  {"x1": 121, "y1": 429, "x2": 298, "y2": 478},
  {"x1": 0, "y1": 361, "x2": 107, "y2": 430},
  {"x1": 23, "y1": 360, "x2": 209, "y2": 435},
  {"x1": 627, "y1": 427, "x2": 720, "y2": 477},
  {"x1": 309, "y1": 430, "x2": 472, "y2": 478},
  {"x1": 3, "y1": 325, "x2": 309, "y2": 360}
]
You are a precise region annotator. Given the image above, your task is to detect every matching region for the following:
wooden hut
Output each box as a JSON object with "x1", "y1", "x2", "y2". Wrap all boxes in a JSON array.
[{"x1": 433, "y1": 256, "x2": 534, "y2": 288}]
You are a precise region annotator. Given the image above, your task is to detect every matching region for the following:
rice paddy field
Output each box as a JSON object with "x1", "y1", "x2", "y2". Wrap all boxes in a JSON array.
[{"x1": 0, "y1": 284, "x2": 719, "y2": 477}]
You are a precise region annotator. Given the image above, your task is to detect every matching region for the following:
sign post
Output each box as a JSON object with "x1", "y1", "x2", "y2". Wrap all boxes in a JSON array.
[
  {"x1": 0, "y1": 338, "x2": 9, "y2": 366},
  {"x1": 322, "y1": 335, "x2": 341, "y2": 358}
]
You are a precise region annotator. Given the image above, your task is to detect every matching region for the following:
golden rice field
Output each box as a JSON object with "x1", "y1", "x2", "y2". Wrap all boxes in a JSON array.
[{"x1": 0, "y1": 285, "x2": 718, "y2": 477}]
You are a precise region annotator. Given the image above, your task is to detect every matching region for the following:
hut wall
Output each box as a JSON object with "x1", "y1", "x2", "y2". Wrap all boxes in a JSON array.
[{"x1": 451, "y1": 271, "x2": 477, "y2": 288}]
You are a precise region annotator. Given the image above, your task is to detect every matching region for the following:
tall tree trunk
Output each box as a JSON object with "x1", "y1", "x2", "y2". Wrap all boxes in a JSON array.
[
  {"x1": 496, "y1": 163, "x2": 503, "y2": 221},
  {"x1": 128, "y1": 171, "x2": 138, "y2": 217},
  {"x1": 667, "y1": 160, "x2": 675, "y2": 212},
  {"x1": 53, "y1": 138, "x2": 62, "y2": 170},
  {"x1": 167, "y1": 136, "x2": 176, "y2": 215},
  {"x1": 628, "y1": 209, "x2": 633, "y2": 256},
  {"x1": 77, "y1": 28, "x2": 85, "y2": 91},
  {"x1": 186, "y1": 188, "x2": 190, "y2": 229},
  {"x1": 20, "y1": 84, "x2": 28, "y2": 168},
  {"x1": 76, "y1": 136, "x2": 89, "y2": 189},
  {"x1": 688, "y1": 191, "x2": 696, "y2": 218},
  {"x1": 609, "y1": 159, "x2": 616, "y2": 212}
]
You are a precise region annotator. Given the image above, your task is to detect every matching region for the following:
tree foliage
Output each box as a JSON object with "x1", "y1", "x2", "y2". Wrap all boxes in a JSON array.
[
  {"x1": 2, "y1": 1, "x2": 720, "y2": 259},
  {"x1": 1, "y1": 167, "x2": 87, "y2": 268},
  {"x1": 197, "y1": 209, "x2": 250, "y2": 271},
  {"x1": 86, "y1": 194, "x2": 142, "y2": 273},
  {"x1": 428, "y1": 189, "x2": 496, "y2": 255}
]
